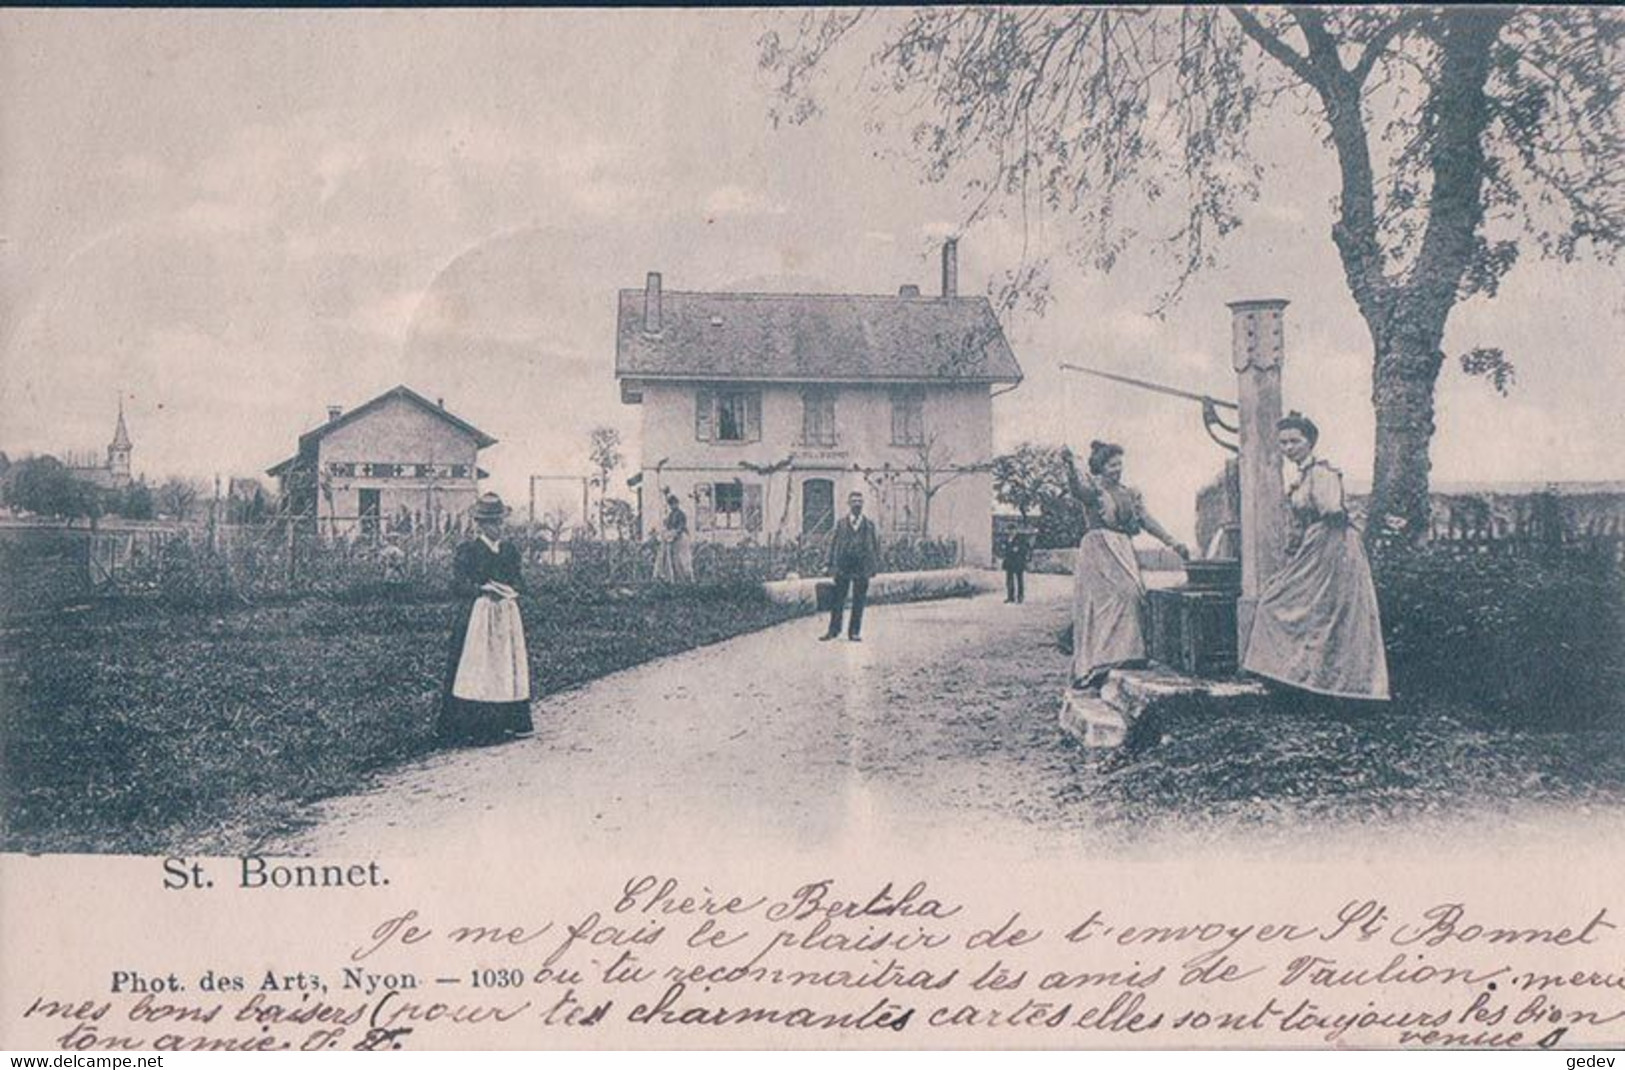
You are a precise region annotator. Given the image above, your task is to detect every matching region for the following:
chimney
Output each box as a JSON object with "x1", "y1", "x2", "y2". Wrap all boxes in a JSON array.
[
  {"x1": 941, "y1": 238, "x2": 958, "y2": 298},
  {"x1": 327, "y1": 405, "x2": 343, "y2": 423},
  {"x1": 437, "y1": 397, "x2": 445, "y2": 408},
  {"x1": 644, "y1": 271, "x2": 663, "y2": 333},
  {"x1": 898, "y1": 284, "x2": 921, "y2": 298}
]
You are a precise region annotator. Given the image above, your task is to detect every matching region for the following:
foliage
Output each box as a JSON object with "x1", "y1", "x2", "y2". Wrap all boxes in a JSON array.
[
  {"x1": 155, "y1": 477, "x2": 204, "y2": 520},
  {"x1": 0, "y1": 521, "x2": 970, "y2": 614},
  {"x1": 1, "y1": 455, "x2": 101, "y2": 522},
  {"x1": 0, "y1": 583, "x2": 808, "y2": 853},
  {"x1": 759, "y1": 7, "x2": 1625, "y2": 544},
  {"x1": 1374, "y1": 545, "x2": 1625, "y2": 724},
  {"x1": 587, "y1": 426, "x2": 624, "y2": 536},
  {"x1": 602, "y1": 496, "x2": 638, "y2": 541},
  {"x1": 992, "y1": 443, "x2": 1065, "y2": 517},
  {"x1": 104, "y1": 480, "x2": 156, "y2": 521},
  {"x1": 990, "y1": 442, "x2": 1086, "y2": 548}
]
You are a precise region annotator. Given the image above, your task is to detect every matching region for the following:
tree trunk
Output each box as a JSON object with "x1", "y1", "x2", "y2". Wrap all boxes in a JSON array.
[{"x1": 1367, "y1": 324, "x2": 1446, "y2": 552}]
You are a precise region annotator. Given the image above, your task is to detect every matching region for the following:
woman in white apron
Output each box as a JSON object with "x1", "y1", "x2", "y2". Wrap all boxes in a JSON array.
[
  {"x1": 1063, "y1": 441, "x2": 1189, "y2": 689},
  {"x1": 438, "y1": 493, "x2": 534, "y2": 744}
]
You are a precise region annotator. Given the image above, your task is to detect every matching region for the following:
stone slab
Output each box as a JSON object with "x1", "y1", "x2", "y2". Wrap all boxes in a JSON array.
[
  {"x1": 1058, "y1": 686, "x2": 1130, "y2": 749},
  {"x1": 1059, "y1": 667, "x2": 1272, "y2": 749}
]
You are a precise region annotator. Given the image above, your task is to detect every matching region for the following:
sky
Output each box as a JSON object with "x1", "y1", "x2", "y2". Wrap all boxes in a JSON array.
[{"x1": 1, "y1": 9, "x2": 1621, "y2": 535}]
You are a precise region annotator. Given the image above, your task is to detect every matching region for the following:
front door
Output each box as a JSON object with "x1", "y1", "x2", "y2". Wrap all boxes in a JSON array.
[
  {"x1": 358, "y1": 488, "x2": 381, "y2": 539},
  {"x1": 802, "y1": 478, "x2": 834, "y2": 536}
]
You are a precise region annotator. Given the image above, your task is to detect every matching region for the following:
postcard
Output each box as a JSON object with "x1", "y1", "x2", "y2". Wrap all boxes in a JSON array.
[{"x1": 3, "y1": 6, "x2": 1623, "y2": 1051}]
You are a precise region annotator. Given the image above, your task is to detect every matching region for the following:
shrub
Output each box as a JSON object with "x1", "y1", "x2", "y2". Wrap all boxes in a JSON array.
[{"x1": 1374, "y1": 545, "x2": 1625, "y2": 726}]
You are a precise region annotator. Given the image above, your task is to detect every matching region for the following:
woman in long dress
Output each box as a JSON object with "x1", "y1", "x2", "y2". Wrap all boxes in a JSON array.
[
  {"x1": 1064, "y1": 441, "x2": 1190, "y2": 689},
  {"x1": 437, "y1": 492, "x2": 534, "y2": 744},
  {"x1": 653, "y1": 491, "x2": 694, "y2": 583},
  {"x1": 665, "y1": 491, "x2": 695, "y2": 582},
  {"x1": 1242, "y1": 412, "x2": 1390, "y2": 700}
]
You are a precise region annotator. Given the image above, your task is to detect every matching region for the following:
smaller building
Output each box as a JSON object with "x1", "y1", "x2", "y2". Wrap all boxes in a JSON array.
[{"x1": 267, "y1": 386, "x2": 495, "y2": 537}]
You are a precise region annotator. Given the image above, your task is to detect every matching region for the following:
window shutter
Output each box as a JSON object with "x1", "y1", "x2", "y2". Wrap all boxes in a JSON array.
[
  {"x1": 693, "y1": 484, "x2": 714, "y2": 530},
  {"x1": 743, "y1": 483, "x2": 764, "y2": 532},
  {"x1": 695, "y1": 389, "x2": 714, "y2": 442},
  {"x1": 745, "y1": 390, "x2": 762, "y2": 443}
]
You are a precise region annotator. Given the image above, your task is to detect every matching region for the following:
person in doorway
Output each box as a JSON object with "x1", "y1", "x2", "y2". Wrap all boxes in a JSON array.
[
  {"x1": 1003, "y1": 527, "x2": 1035, "y2": 603},
  {"x1": 1063, "y1": 441, "x2": 1189, "y2": 689},
  {"x1": 1242, "y1": 412, "x2": 1390, "y2": 700},
  {"x1": 438, "y1": 492, "x2": 534, "y2": 744},
  {"x1": 821, "y1": 490, "x2": 881, "y2": 642}
]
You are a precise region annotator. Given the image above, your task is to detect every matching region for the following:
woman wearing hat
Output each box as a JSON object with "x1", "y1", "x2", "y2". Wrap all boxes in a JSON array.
[
  {"x1": 1242, "y1": 412, "x2": 1389, "y2": 700},
  {"x1": 1063, "y1": 441, "x2": 1189, "y2": 689},
  {"x1": 438, "y1": 492, "x2": 534, "y2": 744}
]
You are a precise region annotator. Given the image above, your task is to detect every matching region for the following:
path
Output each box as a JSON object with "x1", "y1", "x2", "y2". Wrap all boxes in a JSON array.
[
  {"x1": 277, "y1": 575, "x2": 1079, "y2": 858},
  {"x1": 276, "y1": 570, "x2": 1625, "y2": 861}
]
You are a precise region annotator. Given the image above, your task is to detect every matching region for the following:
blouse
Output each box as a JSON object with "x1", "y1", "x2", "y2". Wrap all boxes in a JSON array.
[
  {"x1": 1286, "y1": 458, "x2": 1348, "y2": 525},
  {"x1": 450, "y1": 538, "x2": 526, "y2": 602}
]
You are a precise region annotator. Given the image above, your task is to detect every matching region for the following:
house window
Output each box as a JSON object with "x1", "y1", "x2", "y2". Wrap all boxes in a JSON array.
[
  {"x1": 714, "y1": 482, "x2": 744, "y2": 527},
  {"x1": 695, "y1": 388, "x2": 762, "y2": 444},
  {"x1": 891, "y1": 389, "x2": 925, "y2": 446},
  {"x1": 695, "y1": 481, "x2": 764, "y2": 532},
  {"x1": 889, "y1": 481, "x2": 925, "y2": 534},
  {"x1": 800, "y1": 389, "x2": 837, "y2": 447}
]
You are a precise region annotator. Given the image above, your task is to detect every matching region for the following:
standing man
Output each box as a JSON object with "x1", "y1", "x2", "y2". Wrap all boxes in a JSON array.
[
  {"x1": 821, "y1": 490, "x2": 881, "y2": 642},
  {"x1": 1003, "y1": 526, "x2": 1034, "y2": 604}
]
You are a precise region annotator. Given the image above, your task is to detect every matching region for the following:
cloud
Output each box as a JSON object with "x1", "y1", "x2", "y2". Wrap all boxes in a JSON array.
[{"x1": 702, "y1": 184, "x2": 788, "y2": 219}]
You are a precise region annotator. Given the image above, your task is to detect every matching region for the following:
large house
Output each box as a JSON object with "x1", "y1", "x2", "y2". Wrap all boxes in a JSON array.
[
  {"x1": 267, "y1": 385, "x2": 495, "y2": 537},
  {"x1": 615, "y1": 241, "x2": 1022, "y2": 565}
]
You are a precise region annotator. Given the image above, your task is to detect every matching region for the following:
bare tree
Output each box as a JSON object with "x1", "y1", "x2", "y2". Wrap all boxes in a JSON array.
[
  {"x1": 760, "y1": 8, "x2": 1625, "y2": 549},
  {"x1": 904, "y1": 431, "x2": 990, "y2": 539},
  {"x1": 536, "y1": 508, "x2": 572, "y2": 565},
  {"x1": 588, "y1": 427, "x2": 624, "y2": 540},
  {"x1": 155, "y1": 477, "x2": 203, "y2": 521}
]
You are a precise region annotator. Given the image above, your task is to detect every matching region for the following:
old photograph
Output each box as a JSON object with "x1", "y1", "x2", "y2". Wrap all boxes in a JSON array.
[{"x1": 2, "y1": 5, "x2": 1624, "y2": 1051}]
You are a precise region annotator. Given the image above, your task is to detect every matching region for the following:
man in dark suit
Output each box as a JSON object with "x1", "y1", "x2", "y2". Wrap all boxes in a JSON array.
[{"x1": 821, "y1": 490, "x2": 881, "y2": 642}]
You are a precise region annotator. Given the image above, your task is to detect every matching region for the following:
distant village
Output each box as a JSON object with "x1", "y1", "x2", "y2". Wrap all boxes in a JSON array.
[{"x1": 4, "y1": 239, "x2": 1622, "y2": 562}]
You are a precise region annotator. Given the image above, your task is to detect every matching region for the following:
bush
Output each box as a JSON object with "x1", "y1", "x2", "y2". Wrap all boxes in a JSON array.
[{"x1": 1374, "y1": 545, "x2": 1625, "y2": 725}]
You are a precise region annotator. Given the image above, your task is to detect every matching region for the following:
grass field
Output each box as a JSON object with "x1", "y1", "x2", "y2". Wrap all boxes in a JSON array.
[{"x1": 0, "y1": 582, "x2": 809, "y2": 854}]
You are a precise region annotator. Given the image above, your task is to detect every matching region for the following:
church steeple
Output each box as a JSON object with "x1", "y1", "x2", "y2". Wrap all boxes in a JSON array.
[{"x1": 107, "y1": 395, "x2": 132, "y2": 485}]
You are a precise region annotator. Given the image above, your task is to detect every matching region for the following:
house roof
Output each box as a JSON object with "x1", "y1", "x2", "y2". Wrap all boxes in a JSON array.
[
  {"x1": 615, "y1": 289, "x2": 1024, "y2": 385},
  {"x1": 265, "y1": 385, "x2": 496, "y2": 477}
]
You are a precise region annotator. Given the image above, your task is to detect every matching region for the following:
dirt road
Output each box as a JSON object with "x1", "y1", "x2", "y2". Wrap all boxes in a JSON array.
[{"x1": 277, "y1": 572, "x2": 1625, "y2": 859}]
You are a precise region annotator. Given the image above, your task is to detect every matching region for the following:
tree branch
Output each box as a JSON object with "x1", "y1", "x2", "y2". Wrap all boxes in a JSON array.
[
  {"x1": 1351, "y1": 10, "x2": 1428, "y2": 86},
  {"x1": 1226, "y1": 6, "x2": 1315, "y2": 83}
]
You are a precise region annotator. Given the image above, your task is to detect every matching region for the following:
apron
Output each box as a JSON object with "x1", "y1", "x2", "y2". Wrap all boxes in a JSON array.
[{"x1": 452, "y1": 596, "x2": 531, "y2": 703}]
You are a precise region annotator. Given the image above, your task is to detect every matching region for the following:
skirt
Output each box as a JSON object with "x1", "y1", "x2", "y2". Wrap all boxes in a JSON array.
[
  {"x1": 1242, "y1": 520, "x2": 1390, "y2": 700},
  {"x1": 654, "y1": 539, "x2": 676, "y2": 582},
  {"x1": 671, "y1": 533, "x2": 695, "y2": 582},
  {"x1": 439, "y1": 597, "x2": 534, "y2": 743},
  {"x1": 1071, "y1": 529, "x2": 1147, "y2": 686}
]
